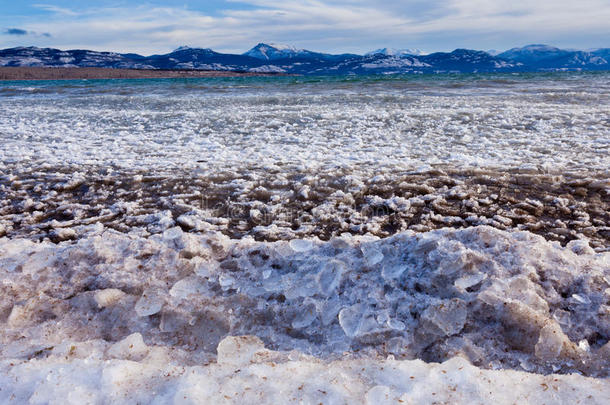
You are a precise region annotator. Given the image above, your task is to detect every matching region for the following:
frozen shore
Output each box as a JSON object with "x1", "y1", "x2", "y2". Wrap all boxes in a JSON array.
[
  {"x1": 1, "y1": 72, "x2": 608, "y2": 403},
  {"x1": 1, "y1": 225, "x2": 609, "y2": 402}
]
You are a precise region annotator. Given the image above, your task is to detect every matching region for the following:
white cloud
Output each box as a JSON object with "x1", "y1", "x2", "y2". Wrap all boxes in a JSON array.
[
  {"x1": 32, "y1": 4, "x2": 80, "y2": 16},
  {"x1": 3, "y1": 1, "x2": 609, "y2": 54}
]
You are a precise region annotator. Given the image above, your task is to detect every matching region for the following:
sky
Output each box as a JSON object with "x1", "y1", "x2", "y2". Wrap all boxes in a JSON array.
[{"x1": 1, "y1": 1, "x2": 609, "y2": 55}]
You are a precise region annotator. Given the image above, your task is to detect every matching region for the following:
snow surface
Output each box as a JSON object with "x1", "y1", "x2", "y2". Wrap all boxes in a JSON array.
[{"x1": 1, "y1": 336, "x2": 608, "y2": 404}]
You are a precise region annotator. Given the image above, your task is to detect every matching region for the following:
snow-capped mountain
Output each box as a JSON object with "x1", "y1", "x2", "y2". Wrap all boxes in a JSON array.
[
  {"x1": 498, "y1": 44, "x2": 609, "y2": 69},
  {"x1": 0, "y1": 43, "x2": 608, "y2": 75},
  {"x1": 0, "y1": 46, "x2": 153, "y2": 69},
  {"x1": 591, "y1": 48, "x2": 610, "y2": 59},
  {"x1": 366, "y1": 48, "x2": 424, "y2": 56},
  {"x1": 172, "y1": 46, "x2": 193, "y2": 52},
  {"x1": 243, "y1": 43, "x2": 357, "y2": 62},
  {"x1": 145, "y1": 47, "x2": 259, "y2": 70},
  {"x1": 244, "y1": 43, "x2": 304, "y2": 60},
  {"x1": 498, "y1": 44, "x2": 571, "y2": 63},
  {"x1": 423, "y1": 49, "x2": 520, "y2": 72}
]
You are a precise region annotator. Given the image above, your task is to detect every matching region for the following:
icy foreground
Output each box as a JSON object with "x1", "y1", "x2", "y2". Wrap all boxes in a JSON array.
[
  {"x1": 0, "y1": 74, "x2": 608, "y2": 402},
  {"x1": 0, "y1": 225, "x2": 609, "y2": 402}
]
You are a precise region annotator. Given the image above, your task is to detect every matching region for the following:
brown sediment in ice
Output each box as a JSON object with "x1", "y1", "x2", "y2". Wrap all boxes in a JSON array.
[{"x1": 0, "y1": 165, "x2": 607, "y2": 251}]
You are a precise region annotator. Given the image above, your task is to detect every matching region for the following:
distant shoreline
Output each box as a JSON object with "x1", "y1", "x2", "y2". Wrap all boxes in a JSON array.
[{"x1": 0, "y1": 67, "x2": 287, "y2": 81}]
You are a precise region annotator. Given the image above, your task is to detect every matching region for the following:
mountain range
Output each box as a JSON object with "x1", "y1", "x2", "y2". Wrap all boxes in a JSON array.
[{"x1": 0, "y1": 43, "x2": 608, "y2": 75}]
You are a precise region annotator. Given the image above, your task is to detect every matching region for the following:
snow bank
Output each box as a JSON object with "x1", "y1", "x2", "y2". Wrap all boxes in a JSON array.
[{"x1": 1, "y1": 335, "x2": 608, "y2": 404}]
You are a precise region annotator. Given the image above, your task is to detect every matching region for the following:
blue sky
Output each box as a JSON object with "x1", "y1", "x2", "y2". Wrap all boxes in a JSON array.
[{"x1": 1, "y1": 1, "x2": 609, "y2": 54}]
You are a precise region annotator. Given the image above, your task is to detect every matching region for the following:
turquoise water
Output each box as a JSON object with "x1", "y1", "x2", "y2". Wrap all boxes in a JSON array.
[{"x1": 2, "y1": 70, "x2": 609, "y2": 95}]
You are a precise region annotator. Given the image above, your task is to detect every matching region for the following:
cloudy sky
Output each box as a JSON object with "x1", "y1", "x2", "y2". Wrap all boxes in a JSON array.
[{"x1": 1, "y1": 1, "x2": 609, "y2": 54}]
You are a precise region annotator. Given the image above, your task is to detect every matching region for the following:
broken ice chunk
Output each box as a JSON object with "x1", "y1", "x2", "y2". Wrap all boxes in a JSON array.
[
  {"x1": 566, "y1": 239, "x2": 595, "y2": 255},
  {"x1": 376, "y1": 310, "x2": 405, "y2": 330},
  {"x1": 385, "y1": 336, "x2": 411, "y2": 355},
  {"x1": 94, "y1": 289, "x2": 126, "y2": 308},
  {"x1": 177, "y1": 214, "x2": 213, "y2": 232},
  {"x1": 21, "y1": 248, "x2": 57, "y2": 279},
  {"x1": 578, "y1": 339, "x2": 590, "y2": 352},
  {"x1": 282, "y1": 273, "x2": 318, "y2": 299},
  {"x1": 387, "y1": 318, "x2": 406, "y2": 331},
  {"x1": 361, "y1": 243, "x2": 384, "y2": 266},
  {"x1": 292, "y1": 302, "x2": 317, "y2": 329},
  {"x1": 134, "y1": 288, "x2": 164, "y2": 317},
  {"x1": 216, "y1": 335, "x2": 266, "y2": 366},
  {"x1": 6, "y1": 304, "x2": 27, "y2": 327},
  {"x1": 169, "y1": 277, "x2": 207, "y2": 300},
  {"x1": 570, "y1": 294, "x2": 591, "y2": 305},
  {"x1": 320, "y1": 298, "x2": 342, "y2": 326},
  {"x1": 146, "y1": 210, "x2": 175, "y2": 233},
  {"x1": 218, "y1": 274, "x2": 235, "y2": 290},
  {"x1": 297, "y1": 185, "x2": 310, "y2": 199},
  {"x1": 316, "y1": 260, "x2": 346, "y2": 295},
  {"x1": 535, "y1": 322, "x2": 569, "y2": 361},
  {"x1": 552, "y1": 309, "x2": 572, "y2": 329},
  {"x1": 377, "y1": 311, "x2": 390, "y2": 324},
  {"x1": 249, "y1": 208, "x2": 263, "y2": 223},
  {"x1": 454, "y1": 272, "x2": 487, "y2": 290},
  {"x1": 289, "y1": 239, "x2": 313, "y2": 252},
  {"x1": 381, "y1": 264, "x2": 407, "y2": 281},
  {"x1": 193, "y1": 256, "x2": 217, "y2": 278},
  {"x1": 421, "y1": 298, "x2": 467, "y2": 336},
  {"x1": 339, "y1": 303, "x2": 366, "y2": 337},
  {"x1": 163, "y1": 227, "x2": 183, "y2": 240},
  {"x1": 106, "y1": 333, "x2": 149, "y2": 361},
  {"x1": 508, "y1": 277, "x2": 549, "y2": 313},
  {"x1": 49, "y1": 227, "x2": 76, "y2": 243}
]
